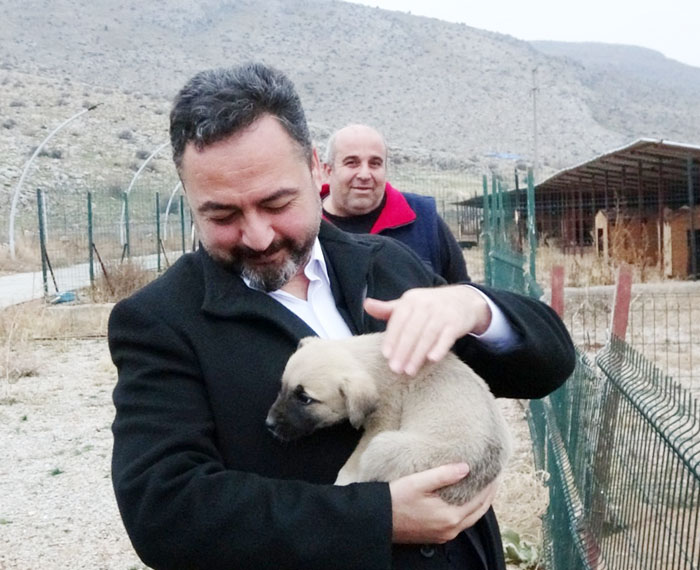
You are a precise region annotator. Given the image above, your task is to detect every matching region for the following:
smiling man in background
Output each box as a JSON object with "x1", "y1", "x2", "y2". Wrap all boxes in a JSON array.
[{"x1": 322, "y1": 123, "x2": 470, "y2": 283}]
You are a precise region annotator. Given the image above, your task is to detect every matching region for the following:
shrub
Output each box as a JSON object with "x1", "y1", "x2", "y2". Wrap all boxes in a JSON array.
[{"x1": 90, "y1": 261, "x2": 156, "y2": 303}]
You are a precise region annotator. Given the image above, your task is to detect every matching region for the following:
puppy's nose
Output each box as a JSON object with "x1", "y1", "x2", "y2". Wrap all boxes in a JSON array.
[{"x1": 265, "y1": 415, "x2": 276, "y2": 432}]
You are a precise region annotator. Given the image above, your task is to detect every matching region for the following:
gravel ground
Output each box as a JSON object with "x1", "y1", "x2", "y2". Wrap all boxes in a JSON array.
[
  {"x1": 0, "y1": 332, "x2": 545, "y2": 570},
  {"x1": 0, "y1": 338, "x2": 146, "y2": 570}
]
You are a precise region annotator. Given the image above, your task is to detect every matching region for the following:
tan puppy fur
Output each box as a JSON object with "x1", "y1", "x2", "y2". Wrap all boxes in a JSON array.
[{"x1": 266, "y1": 332, "x2": 512, "y2": 505}]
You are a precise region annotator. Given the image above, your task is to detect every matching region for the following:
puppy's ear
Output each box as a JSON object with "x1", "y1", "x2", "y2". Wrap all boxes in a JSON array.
[{"x1": 341, "y1": 371, "x2": 379, "y2": 428}]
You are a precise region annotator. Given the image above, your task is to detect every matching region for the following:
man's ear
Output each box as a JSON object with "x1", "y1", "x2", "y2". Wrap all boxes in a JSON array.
[
  {"x1": 321, "y1": 161, "x2": 332, "y2": 179},
  {"x1": 341, "y1": 370, "x2": 379, "y2": 428},
  {"x1": 310, "y1": 148, "x2": 323, "y2": 189}
]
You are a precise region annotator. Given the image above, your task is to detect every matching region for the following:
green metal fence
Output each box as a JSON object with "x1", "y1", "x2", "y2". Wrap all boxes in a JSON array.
[
  {"x1": 481, "y1": 168, "x2": 540, "y2": 296},
  {"x1": 30, "y1": 187, "x2": 193, "y2": 299},
  {"x1": 530, "y1": 341, "x2": 700, "y2": 570},
  {"x1": 594, "y1": 338, "x2": 699, "y2": 569}
]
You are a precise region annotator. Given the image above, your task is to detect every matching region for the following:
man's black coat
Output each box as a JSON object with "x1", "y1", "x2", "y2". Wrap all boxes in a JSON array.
[{"x1": 109, "y1": 221, "x2": 575, "y2": 570}]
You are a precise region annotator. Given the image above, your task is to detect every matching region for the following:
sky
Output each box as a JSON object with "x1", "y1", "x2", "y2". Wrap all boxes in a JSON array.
[{"x1": 347, "y1": 0, "x2": 700, "y2": 68}]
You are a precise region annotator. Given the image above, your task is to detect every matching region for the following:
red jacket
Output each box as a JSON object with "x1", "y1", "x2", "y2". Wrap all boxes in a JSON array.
[{"x1": 320, "y1": 182, "x2": 416, "y2": 233}]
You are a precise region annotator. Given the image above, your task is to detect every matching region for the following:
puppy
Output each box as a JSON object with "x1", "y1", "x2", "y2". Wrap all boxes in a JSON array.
[{"x1": 266, "y1": 333, "x2": 512, "y2": 505}]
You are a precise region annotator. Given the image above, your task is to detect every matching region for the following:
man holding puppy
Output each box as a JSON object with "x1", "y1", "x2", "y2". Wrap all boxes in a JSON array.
[{"x1": 109, "y1": 62, "x2": 575, "y2": 570}]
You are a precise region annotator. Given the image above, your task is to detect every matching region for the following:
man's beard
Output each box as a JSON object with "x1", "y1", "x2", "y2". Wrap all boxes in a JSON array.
[
  {"x1": 212, "y1": 228, "x2": 317, "y2": 292},
  {"x1": 238, "y1": 237, "x2": 312, "y2": 292}
]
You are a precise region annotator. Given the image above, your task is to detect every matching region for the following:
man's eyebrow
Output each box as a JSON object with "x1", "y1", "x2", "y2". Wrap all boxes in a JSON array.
[
  {"x1": 259, "y1": 187, "x2": 299, "y2": 204},
  {"x1": 197, "y1": 201, "x2": 238, "y2": 214},
  {"x1": 196, "y1": 188, "x2": 298, "y2": 214}
]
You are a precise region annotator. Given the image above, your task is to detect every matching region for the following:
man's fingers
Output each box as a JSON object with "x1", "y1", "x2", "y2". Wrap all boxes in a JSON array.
[
  {"x1": 426, "y1": 327, "x2": 458, "y2": 363},
  {"x1": 364, "y1": 297, "x2": 411, "y2": 365},
  {"x1": 363, "y1": 297, "x2": 395, "y2": 323}
]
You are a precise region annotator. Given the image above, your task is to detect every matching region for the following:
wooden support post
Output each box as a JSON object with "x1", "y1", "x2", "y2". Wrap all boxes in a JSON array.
[
  {"x1": 688, "y1": 157, "x2": 697, "y2": 278},
  {"x1": 578, "y1": 186, "x2": 584, "y2": 253},
  {"x1": 550, "y1": 265, "x2": 565, "y2": 318},
  {"x1": 611, "y1": 263, "x2": 632, "y2": 340},
  {"x1": 657, "y1": 160, "x2": 664, "y2": 278}
]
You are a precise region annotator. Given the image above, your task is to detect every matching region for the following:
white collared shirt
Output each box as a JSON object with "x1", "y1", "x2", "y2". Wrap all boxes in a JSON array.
[{"x1": 266, "y1": 239, "x2": 353, "y2": 339}]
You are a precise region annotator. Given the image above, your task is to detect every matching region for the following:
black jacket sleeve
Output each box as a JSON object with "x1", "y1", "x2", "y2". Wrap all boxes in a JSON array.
[{"x1": 454, "y1": 284, "x2": 575, "y2": 399}]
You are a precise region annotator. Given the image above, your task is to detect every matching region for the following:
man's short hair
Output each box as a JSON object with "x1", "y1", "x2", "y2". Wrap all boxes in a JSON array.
[
  {"x1": 323, "y1": 124, "x2": 388, "y2": 168},
  {"x1": 170, "y1": 63, "x2": 312, "y2": 171}
]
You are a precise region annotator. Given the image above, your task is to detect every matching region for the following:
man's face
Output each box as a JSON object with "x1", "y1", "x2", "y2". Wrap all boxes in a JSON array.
[
  {"x1": 179, "y1": 114, "x2": 322, "y2": 292},
  {"x1": 324, "y1": 125, "x2": 387, "y2": 216}
]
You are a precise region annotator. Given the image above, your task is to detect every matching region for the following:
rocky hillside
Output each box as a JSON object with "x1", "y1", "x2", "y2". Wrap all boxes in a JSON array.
[
  {"x1": 531, "y1": 41, "x2": 700, "y2": 145},
  {"x1": 1, "y1": 0, "x2": 699, "y2": 215}
]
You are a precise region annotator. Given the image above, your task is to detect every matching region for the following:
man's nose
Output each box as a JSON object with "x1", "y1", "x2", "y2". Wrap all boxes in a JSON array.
[
  {"x1": 356, "y1": 162, "x2": 371, "y2": 180},
  {"x1": 240, "y1": 214, "x2": 275, "y2": 251}
]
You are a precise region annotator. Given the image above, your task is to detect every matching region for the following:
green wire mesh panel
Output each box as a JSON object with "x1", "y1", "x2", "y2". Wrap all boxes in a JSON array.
[{"x1": 532, "y1": 342, "x2": 700, "y2": 570}]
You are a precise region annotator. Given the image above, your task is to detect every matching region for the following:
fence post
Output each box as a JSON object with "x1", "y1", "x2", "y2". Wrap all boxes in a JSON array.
[
  {"x1": 527, "y1": 169, "x2": 537, "y2": 278},
  {"x1": 526, "y1": 167, "x2": 541, "y2": 298},
  {"x1": 551, "y1": 265, "x2": 565, "y2": 318},
  {"x1": 591, "y1": 263, "x2": 633, "y2": 534},
  {"x1": 122, "y1": 191, "x2": 131, "y2": 260},
  {"x1": 482, "y1": 175, "x2": 492, "y2": 286},
  {"x1": 611, "y1": 263, "x2": 632, "y2": 340},
  {"x1": 37, "y1": 188, "x2": 49, "y2": 297},
  {"x1": 87, "y1": 191, "x2": 94, "y2": 284},
  {"x1": 492, "y1": 175, "x2": 499, "y2": 240},
  {"x1": 687, "y1": 157, "x2": 697, "y2": 278},
  {"x1": 497, "y1": 177, "x2": 507, "y2": 244}
]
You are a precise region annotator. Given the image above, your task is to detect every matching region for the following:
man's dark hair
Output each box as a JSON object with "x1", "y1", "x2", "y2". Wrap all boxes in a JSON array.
[{"x1": 170, "y1": 63, "x2": 312, "y2": 171}]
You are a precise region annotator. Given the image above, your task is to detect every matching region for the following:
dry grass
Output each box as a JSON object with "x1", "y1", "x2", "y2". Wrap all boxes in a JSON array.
[
  {"x1": 465, "y1": 243, "x2": 622, "y2": 287},
  {"x1": 89, "y1": 260, "x2": 156, "y2": 303},
  {"x1": 463, "y1": 246, "x2": 485, "y2": 283},
  {"x1": 0, "y1": 301, "x2": 113, "y2": 385},
  {"x1": 534, "y1": 244, "x2": 668, "y2": 287},
  {"x1": 0, "y1": 303, "x2": 43, "y2": 383},
  {"x1": 0, "y1": 237, "x2": 42, "y2": 275}
]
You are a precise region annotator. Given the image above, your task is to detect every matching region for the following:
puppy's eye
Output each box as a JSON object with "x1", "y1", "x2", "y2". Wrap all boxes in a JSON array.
[
  {"x1": 293, "y1": 387, "x2": 315, "y2": 405},
  {"x1": 295, "y1": 392, "x2": 314, "y2": 405}
]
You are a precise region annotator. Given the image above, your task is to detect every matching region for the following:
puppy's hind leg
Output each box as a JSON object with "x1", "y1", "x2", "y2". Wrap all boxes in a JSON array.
[
  {"x1": 357, "y1": 431, "x2": 504, "y2": 505},
  {"x1": 356, "y1": 430, "x2": 442, "y2": 484}
]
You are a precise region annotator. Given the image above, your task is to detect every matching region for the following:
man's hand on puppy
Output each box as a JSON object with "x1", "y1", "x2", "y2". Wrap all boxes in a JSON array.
[
  {"x1": 364, "y1": 285, "x2": 492, "y2": 376},
  {"x1": 389, "y1": 463, "x2": 498, "y2": 544}
]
